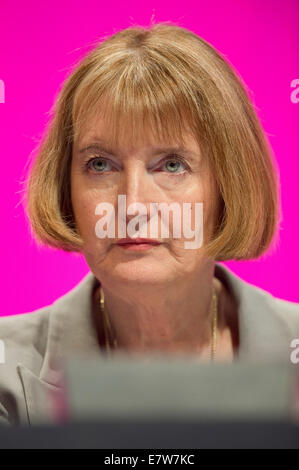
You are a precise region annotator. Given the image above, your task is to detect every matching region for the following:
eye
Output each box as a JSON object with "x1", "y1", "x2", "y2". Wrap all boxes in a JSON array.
[
  {"x1": 84, "y1": 156, "x2": 113, "y2": 173},
  {"x1": 159, "y1": 155, "x2": 189, "y2": 174}
]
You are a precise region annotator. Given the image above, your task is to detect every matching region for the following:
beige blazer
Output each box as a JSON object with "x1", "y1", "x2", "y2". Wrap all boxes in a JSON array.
[{"x1": 0, "y1": 263, "x2": 298, "y2": 426}]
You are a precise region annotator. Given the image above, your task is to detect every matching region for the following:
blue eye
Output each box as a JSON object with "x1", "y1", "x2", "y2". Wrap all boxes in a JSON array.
[
  {"x1": 161, "y1": 156, "x2": 188, "y2": 174},
  {"x1": 83, "y1": 154, "x2": 190, "y2": 175},
  {"x1": 164, "y1": 159, "x2": 184, "y2": 173},
  {"x1": 85, "y1": 157, "x2": 112, "y2": 172}
]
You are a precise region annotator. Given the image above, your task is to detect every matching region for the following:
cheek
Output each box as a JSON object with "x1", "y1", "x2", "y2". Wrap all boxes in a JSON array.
[
  {"x1": 71, "y1": 167, "x2": 103, "y2": 236},
  {"x1": 71, "y1": 183, "x2": 102, "y2": 240},
  {"x1": 185, "y1": 178, "x2": 218, "y2": 239},
  {"x1": 202, "y1": 183, "x2": 220, "y2": 236},
  {"x1": 75, "y1": 204, "x2": 93, "y2": 241}
]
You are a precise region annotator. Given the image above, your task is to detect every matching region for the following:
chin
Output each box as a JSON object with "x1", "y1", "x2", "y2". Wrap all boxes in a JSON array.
[{"x1": 100, "y1": 259, "x2": 172, "y2": 287}]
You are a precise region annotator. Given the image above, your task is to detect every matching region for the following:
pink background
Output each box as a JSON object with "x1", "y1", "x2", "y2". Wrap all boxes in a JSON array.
[{"x1": 0, "y1": 0, "x2": 298, "y2": 316}]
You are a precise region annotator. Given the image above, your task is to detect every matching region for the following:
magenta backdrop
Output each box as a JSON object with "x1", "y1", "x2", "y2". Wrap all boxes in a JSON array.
[{"x1": 0, "y1": 0, "x2": 298, "y2": 316}]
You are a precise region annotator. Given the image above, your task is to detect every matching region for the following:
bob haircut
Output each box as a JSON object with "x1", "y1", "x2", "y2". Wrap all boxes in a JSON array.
[{"x1": 23, "y1": 22, "x2": 281, "y2": 261}]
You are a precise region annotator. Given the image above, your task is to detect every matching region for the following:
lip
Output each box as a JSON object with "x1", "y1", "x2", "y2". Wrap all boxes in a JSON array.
[{"x1": 116, "y1": 238, "x2": 162, "y2": 246}]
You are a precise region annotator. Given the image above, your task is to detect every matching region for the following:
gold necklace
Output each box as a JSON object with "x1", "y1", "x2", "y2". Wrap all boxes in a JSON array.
[{"x1": 99, "y1": 286, "x2": 218, "y2": 361}]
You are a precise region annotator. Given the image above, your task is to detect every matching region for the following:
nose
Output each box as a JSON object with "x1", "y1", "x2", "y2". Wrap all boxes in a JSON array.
[
  {"x1": 118, "y1": 162, "x2": 153, "y2": 226},
  {"x1": 120, "y1": 163, "x2": 152, "y2": 205}
]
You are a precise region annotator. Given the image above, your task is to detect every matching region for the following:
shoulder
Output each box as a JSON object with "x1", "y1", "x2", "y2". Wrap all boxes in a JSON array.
[
  {"x1": 0, "y1": 307, "x2": 52, "y2": 425},
  {"x1": 0, "y1": 272, "x2": 97, "y2": 425},
  {"x1": 0, "y1": 306, "x2": 51, "y2": 356},
  {"x1": 237, "y1": 278, "x2": 299, "y2": 360},
  {"x1": 239, "y1": 275, "x2": 299, "y2": 338},
  {"x1": 268, "y1": 294, "x2": 299, "y2": 337},
  {"x1": 215, "y1": 263, "x2": 299, "y2": 359},
  {"x1": 238, "y1": 274, "x2": 299, "y2": 330}
]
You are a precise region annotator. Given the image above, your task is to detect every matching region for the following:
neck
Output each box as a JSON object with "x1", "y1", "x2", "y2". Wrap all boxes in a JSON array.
[{"x1": 92, "y1": 264, "x2": 230, "y2": 358}]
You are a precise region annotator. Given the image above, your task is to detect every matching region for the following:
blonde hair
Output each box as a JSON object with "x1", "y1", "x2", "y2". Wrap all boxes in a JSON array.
[{"x1": 23, "y1": 21, "x2": 281, "y2": 261}]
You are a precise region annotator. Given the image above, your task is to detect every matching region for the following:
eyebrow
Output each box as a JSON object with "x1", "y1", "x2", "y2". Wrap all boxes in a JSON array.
[{"x1": 77, "y1": 140, "x2": 199, "y2": 160}]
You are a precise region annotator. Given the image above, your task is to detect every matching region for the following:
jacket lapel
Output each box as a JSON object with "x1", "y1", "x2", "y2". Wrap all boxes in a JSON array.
[{"x1": 17, "y1": 364, "x2": 66, "y2": 425}]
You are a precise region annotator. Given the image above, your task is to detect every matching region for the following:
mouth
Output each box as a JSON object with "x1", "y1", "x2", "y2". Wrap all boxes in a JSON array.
[
  {"x1": 115, "y1": 238, "x2": 162, "y2": 251},
  {"x1": 116, "y1": 238, "x2": 161, "y2": 245}
]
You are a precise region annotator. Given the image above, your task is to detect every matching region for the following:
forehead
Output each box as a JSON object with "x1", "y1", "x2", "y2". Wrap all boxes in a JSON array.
[{"x1": 73, "y1": 110, "x2": 201, "y2": 157}]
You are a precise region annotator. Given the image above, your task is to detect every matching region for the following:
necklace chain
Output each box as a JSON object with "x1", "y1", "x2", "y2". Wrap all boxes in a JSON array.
[{"x1": 99, "y1": 286, "x2": 218, "y2": 361}]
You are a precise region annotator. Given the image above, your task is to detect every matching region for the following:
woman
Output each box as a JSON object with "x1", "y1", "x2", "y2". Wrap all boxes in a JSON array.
[{"x1": 0, "y1": 22, "x2": 298, "y2": 426}]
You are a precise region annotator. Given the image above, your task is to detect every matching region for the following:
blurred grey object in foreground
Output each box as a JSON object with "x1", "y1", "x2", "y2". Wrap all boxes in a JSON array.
[{"x1": 63, "y1": 354, "x2": 299, "y2": 423}]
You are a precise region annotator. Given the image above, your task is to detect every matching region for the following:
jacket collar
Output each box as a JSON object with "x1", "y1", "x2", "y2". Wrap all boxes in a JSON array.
[{"x1": 17, "y1": 262, "x2": 292, "y2": 424}]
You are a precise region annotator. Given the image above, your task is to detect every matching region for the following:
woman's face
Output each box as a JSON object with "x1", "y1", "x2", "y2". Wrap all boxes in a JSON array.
[{"x1": 71, "y1": 113, "x2": 219, "y2": 288}]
